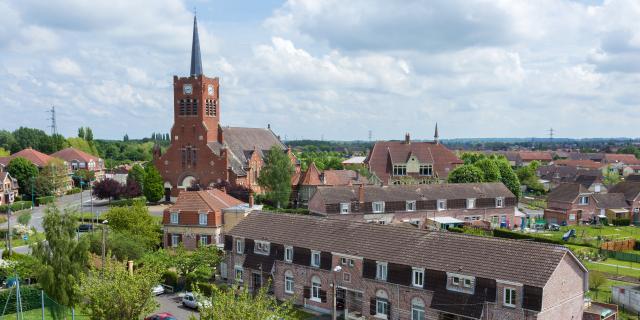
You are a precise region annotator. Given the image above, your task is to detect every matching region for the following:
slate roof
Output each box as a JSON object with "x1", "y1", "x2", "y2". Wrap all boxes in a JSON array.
[
  {"x1": 229, "y1": 212, "x2": 574, "y2": 287},
  {"x1": 365, "y1": 140, "x2": 462, "y2": 184},
  {"x1": 311, "y1": 182, "x2": 514, "y2": 204},
  {"x1": 51, "y1": 147, "x2": 100, "y2": 163},
  {"x1": 546, "y1": 183, "x2": 588, "y2": 203},
  {"x1": 593, "y1": 193, "x2": 629, "y2": 209},
  {"x1": 568, "y1": 152, "x2": 605, "y2": 162},
  {"x1": 574, "y1": 175, "x2": 602, "y2": 189},
  {"x1": 609, "y1": 181, "x2": 640, "y2": 202},
  {"x1": 168, "y1": 189, "x2": 244, "y2": 212},
  {"x1": 0, "y1": 148, "x2": 55, "y2": 168}
]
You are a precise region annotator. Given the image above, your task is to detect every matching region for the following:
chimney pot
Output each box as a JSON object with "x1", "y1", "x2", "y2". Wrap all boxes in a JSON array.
[
  {"x1": 358, "y1": 184, "x2": 365, "y2": 204},
  {"x1": 405, "y1": 133, "x2": 410, "y2": 144},
  {"x1": 248, "y1": 190, "x2": 255, "y2": 208}
]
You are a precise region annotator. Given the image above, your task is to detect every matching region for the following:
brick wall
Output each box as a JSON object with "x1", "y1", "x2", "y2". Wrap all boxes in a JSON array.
[{"x1": 537, "y1": 254, "x2": 586, "y2": 320}]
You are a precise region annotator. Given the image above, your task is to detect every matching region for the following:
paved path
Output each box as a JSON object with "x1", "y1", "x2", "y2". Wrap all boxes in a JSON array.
[{"x1": 153, "y1": 293, "x2": 199, "y2": 319}]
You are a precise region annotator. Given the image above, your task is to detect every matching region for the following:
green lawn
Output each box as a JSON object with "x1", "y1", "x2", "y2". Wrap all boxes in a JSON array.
[
  {"x1": 0, "y1": 308, "x2": 89, "y2": 320},
  {"x1": 583, "y1": 258, "x2": 640, "y2": 278},
  {"x1": 292, "y1": 308, "x2": 315, "y2": 320},
  {"x1": 0, "y1": 232, "x2": 45, "y2": 248}
]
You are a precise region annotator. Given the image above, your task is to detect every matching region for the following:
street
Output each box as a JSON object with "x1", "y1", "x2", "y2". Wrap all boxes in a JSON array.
[{"x1": 153, "y1": 293, "x2": 200, "y2": 320}]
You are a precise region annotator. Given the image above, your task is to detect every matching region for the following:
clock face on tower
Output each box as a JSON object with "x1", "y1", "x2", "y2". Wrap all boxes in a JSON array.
[
  {"x1": 207, "y1": 84, "x2": 214, "y2": 95},
  {"x1": 183, "y1": 84, "x2": 193, "y2": 95}
]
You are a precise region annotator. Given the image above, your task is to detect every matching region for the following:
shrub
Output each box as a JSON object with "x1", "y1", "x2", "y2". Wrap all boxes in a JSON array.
[
  {"x1": 162, "y1": 270, "x2": 178, "y2": 288},
  {"x1": 195, "y1": 282, "x2": 215, "y2": 296},
  {"x1": 611, "y1": 218, "x2": 630, "y2": 226},
  {"x1": 0, "y1": 285, "x2": 41, "y2": 313},
  {"x1": 0, "y1": 201, "x2": 33, "y2": 213},
  {"x1": 17, "y1": 212, "x2": 31, "y2": 225},
  {"x1": 66, "y1": 187, "x2": 82, "y2": 195},
  {"x1": 109, "y1": 196, "x2": 146, "y2": 207},
  {"x1": 447, "y1": 227, "x2": 465, "y2": 233},
  {"x1": 36, "y1": 196, "x2": 55, "y2": 205},
  {"x1": 492, "y1": 228, "x2": 565, "y2": 245}
]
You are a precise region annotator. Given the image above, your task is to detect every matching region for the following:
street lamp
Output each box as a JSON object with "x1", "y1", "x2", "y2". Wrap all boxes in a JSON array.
[
  {"x1": 101, "y1": 219, "x2": 108, "y2": 277},
  {"x1": 4, "y1": 190, "x2": 15, "y2": 256},
  {"x1": 332, "y1": 265, "x2": 342, "y2": 320}
]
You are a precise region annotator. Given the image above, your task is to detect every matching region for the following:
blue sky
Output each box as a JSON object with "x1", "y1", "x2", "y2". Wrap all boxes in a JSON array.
[{"x1": 1, "y1": 0, "x2": 639, "y2": 140}]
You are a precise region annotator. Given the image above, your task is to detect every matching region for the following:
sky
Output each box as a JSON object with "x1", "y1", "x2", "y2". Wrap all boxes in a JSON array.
[{"x1": 1, "y1": 0, "x2": 639, "y2": 141}]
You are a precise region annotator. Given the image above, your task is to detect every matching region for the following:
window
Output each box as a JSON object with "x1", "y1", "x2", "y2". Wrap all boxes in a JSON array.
[
  {"x1": 170, "y1": 212, "x2": 179, "y2": 224},
  {"x1": 419, "y1": 164, "x2": 433, "y2": 176},
  {"x1": 311, "y1": 276, "x2": 321, "y2": 302},
  {"x1": 171, "y1": 234, "x2": 179, "y2": 248},
  {"x1": 406, "y1": 200, "x2": 416, "y2": 212},
  {"x1": 199, "y1": 213, "x2": 207, "y2": 225},
  {"x1": 393, "y1": 165, "x2": 407, "y2": 176},
  {"x1": 496, "y1": 197, "x2": 504, "y2": 208},
  {"x1": 236, "y1": 238, "x2": 244, "y2": 254},
  {"x1": 579, "y1": 196, "x2": 589, "y2": 205},
  {"x1": 412, "y1": 268, "x2": 424, "y2": 287},
  {"x1": 284, "y1": 271, "x2": 294, "y2": 294},
  {"x1": 220, "y1": 262, "x2": 227, "y2": 279},
  {"x1": 343, "y1": 272, "x2": 351, "y2": 282},
  {"x1": 437, "y1": 199, "x2": 446, "y2": 211},
  {"x1": 285, "y1": 246, "x2": 293, "y2": 262},
  {"x1": 341, "y1": 257, "x2": 354, "y2": 266},
  {"x1": 411, "y1": 298, "x2": 425, "y2": 320},
  {"x1": 372, "y1": 201, "x2": 385, "y2": 213},
  {"x1": 452, "y1": 276, "x2": 460, "y2": 286},
  {"x1": 340, "y1": 203, "x2": 350, "y2": 214},
  {"x1": 635, "y1": 208, "x2": 639, "y2": 213},
  {"x1": 199, "y1": 235, "x2": 208, "y2": 246},
  {"x1": 311, "y1": 251, "x2": 321, "y2": 267},
  {"x1": 255, "y1": 241, "x2": 270, "y2": 255},
  {"x1": 234, "y1": 265, "x2": 244, "y2": 283},
  {"x1": 376, "y1": 290, "x2": 389, "y2": 318},
  {"x1": 376, "y1": 262, "x2": 388, "y2": 281},
  {"x1": 467, "y1": 198, "x2": 476, "y2": 209},
  {"x1": 464, "y1": 278, "x2": 473, "y2": 288},
  {"x1": 504, "y1": 288, "x2": 516, "y2": 307}
]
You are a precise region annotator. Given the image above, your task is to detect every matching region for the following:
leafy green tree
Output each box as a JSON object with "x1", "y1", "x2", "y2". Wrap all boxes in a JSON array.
[
  {"x1": 78, "y1": 258, "x2": 160, "y2": 319},
  {"x1": 78, "y1": 127, "x2": 85, "y2": 139},
  {"x1": 589, "y1": 271, "x2": 607, "y2": 293},
  {"x1": 11, "y1": 127, "x2": 50, "y2": 153},
  {"x1": 85, "y1": 127, "x2": 94, "y2": 141},
  {"x1": 143, "y1": 164, "x2": 164, "y2": 202},
  {"x1": 34, "y1": 174, "x2": 55, "y2": 198},
  {"x1": 32, "y1": 207, "x2": 89, "y2": 316},
  {"x1": 474, "y1": 158, "x2": 501, "y2": 182},
  {"x1": 496, "y1": 159, "x2": 521, "y2": 199},
  {"x1": 447, "y1": 164, "x2": 485, "y2": 183},
  {"x1": 517, "y1": 163, "x2": 545, "y2": 194},
  {"x1": 603, "y1": 166, "x2": 621, "y2": 185},
  {"x1": 73, "y1": 169, "x2": 96, "y2": 188},
  {"x1": 102, "y1": 204, "x2": 161, "y2": 248},
  {"x1": 6, "y1": 157, "x2": 38, "y2": 195},
  {"x1": 123, "y1": 134, "x2": 129, "y2": 142},
  {"x1": 66, "y1": 137, "x2": 99, "y2": 155},
  {"x1": 196, "y1": 283, "x2": 296, "y2": 320},
  {"x1": 174, "y1": 245, "x2": 221, "y2": 287},
  {"x1": 40, "y1": 158, "x2": 69, "y2": 195},
  {"x1": 0, "y1": 130, "x2": 16, "y2": 151},
  {"x1": 128, "y1": 164, "x2": 146, "y2": 187},
  {"x1": 258, "y1": 146, "x2": 294, "y2": 208},
  {"x1": 460, "y1": 152, "x2": 485, "y2": 165},
  {"x1": 49, "y1": 134, "x2": 66, "y2": 153},
  {"x1": 0, "y1": 147, "x2": 9, "y2": 157}
]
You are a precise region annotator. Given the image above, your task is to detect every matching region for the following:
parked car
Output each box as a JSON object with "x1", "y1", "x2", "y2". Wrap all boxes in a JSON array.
[
  {"x1": 77, "y1": 224, "x2": 93, "y2": 232},
  {"x1": 144, "y1": 313, "x2": 176, "y2": 320},
  {"x1": 152, "y1": 284, "x2": 165, "y2": 296},
  {"x1": 182, "y1": 292, "x2": 211, "y2": 310},
  {"x1": 549, "y1": 223, "x2": 560, "y2": 231}
]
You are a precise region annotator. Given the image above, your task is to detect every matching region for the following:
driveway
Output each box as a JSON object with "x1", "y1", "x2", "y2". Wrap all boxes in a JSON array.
[{"x1": 153, "y1": 293, "x2": 199, "y2": 320}]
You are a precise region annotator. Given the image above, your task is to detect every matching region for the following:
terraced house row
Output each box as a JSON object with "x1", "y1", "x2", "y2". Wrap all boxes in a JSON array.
[{"x1": 222, "y1": 213, "x2": 588, "y2": 320}]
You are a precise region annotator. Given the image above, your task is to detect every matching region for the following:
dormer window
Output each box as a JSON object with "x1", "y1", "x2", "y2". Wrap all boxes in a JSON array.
[
  {"x1": 254, "y1": 240, "x2": 270, "y2": 255},
  {"x1": 372, "y1": 201, "x2": 385, "y2": 213},
  {"x1": 393, "y1": 165, "x2": 407, "y2": 176},
  {"x1": 579, "y1": 196, "x2": 589, "y2": 205},
  {"x1": 406, "y1": 200, "x2": 416, "y2": 212},
  {"x1": 467, "y1": 198, "x2": 476, "y2": 209},
  {"x1": 437, "y1": 199, "x2": 447, "y2": 211},
  {"x1": 340, "y1": 203, "x2": 350, "y2": 214},
  {"x1": 495, "y1": 197, "x2": 504, "y2": 208},
  {"x1": 170, "y1": 212, "x2": 179, "y2": 224},
  {"x1": 236, "y1": 238, "x2": 244, "y2": 254},
  {"x1": 412, "y1": 268, "x2": 424, "y2": 287},
  {"x1": 376, "y1": 261, "x2": 388, "y2": 281},
  {"x1": 419, "y1": 164, "x2": 433, "y2": 176},
  {"x1": 448, "y1": 273, "x2": 475, "y2": 293},
  {"x1": 199, "y1": 213, "x2": 208, "y2": 225}
]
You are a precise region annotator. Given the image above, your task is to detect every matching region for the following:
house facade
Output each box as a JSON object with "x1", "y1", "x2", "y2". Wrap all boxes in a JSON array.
[
  {"x1": 152, "y1": 16, "x2": 294, "y2": 198},
  {"x1": 51, "y1": 147, "x2": 105, "y2": 182},
  {"x1": 292, "y1": 162, "x2": 369, "y2": 207},
  {"x1": 608, "y1": 181, "x2": 640, "y2": 224},
  {"x1": 222, "y1": 213, "x2": 588, "y2": 320},
  {"x1": 162, "y1": 188, "x2": 250, "y2": 249},
  {"x1": 308, "y1": 183, "x2": 518, "y2": 228},
  {"x1": 544, "y1": 183, "x2": 597, "y2": 225},
  {"x1": 365, "y1": 129, "x2": 463, "y2": 186},
  {"x1": 0, "y1": 172, "x2": 18, "y2": 205}
]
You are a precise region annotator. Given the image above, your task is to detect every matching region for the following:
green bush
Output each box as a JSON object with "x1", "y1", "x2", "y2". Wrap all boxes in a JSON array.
[
  {"x1": 162, "y1": 270, "x2": 178, "y2": 288},
  {"x1": 109, "y1": 196, "x2": 146, "y2": 207},
  {"x1": 447, "y1": 227, "x2": 465, "y2": 233},
  {"x1": 492, "y1": 228, "x2": 565, "y2": 245},
  {"x1": 17, "y1": 212, "x2": 31, "y2": 225},
  {"x1": 611, "y1": 218, "x2": 630, "y2": 226},
  {"x1": 36, "y1": 196, "x2": 55, "y2": 205},
  {"x1": 66, "y1": 187, "x2": 82, "y2": 195},
  {"x1": 195, "y1": 282, "x2": 215, "y2": 296},
  {"x1": 0, "y1": 201, "x2": 33, "y2": 213},
  {"x1": 0, "y1": 285, "x2": 42, "y2": 313}
]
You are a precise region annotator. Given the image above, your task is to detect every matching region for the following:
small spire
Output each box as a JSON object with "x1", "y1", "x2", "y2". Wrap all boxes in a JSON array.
[
  {"x1": 190, "y1": 14, "x2": 203, "y2": 76},
  {"x1": 434, "y1": 123, "x2": 439, "y2": 144}
]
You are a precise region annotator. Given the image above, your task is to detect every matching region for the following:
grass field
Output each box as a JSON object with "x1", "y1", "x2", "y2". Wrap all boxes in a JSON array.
[{"x1": 0, "y1": 232, "x2": 45, "y2": 248}]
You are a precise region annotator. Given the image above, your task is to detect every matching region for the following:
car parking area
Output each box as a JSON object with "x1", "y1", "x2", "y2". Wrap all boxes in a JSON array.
[{"x1": 153, "y1": 292, "x2": 199, "y2": 320}]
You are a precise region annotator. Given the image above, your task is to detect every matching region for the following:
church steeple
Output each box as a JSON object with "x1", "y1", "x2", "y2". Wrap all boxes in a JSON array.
[
  {"x1": 190, "y1": 15, "x2": 203, "y2": 77},
  {"x1": 434, "y1": 123, "x2": 439, "y2": 144}
]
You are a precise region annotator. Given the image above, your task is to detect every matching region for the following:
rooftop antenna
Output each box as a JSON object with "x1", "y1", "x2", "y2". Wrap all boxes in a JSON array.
[{"x1": 47, "y1": 106, "x2": 58, "y2": 136}]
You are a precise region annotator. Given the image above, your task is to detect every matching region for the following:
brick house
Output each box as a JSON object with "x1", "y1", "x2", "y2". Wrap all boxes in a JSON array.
[
  {"x1": 51, "y1": 147, "x2": 105, "y2": 182},
  {"x1": 516, "y1": 151, "x2": 553, "y2": 167},
  {"x1": 0, "y1": 172, "x2": 18, "y2": 205},
  {"x1": 292, "y1": 162, "x2": 369, "y2": 207},
  {"x1": 0, "y1": 148, "x2": 72, "y2": 194},
  {"x1": 544, "y1": 183, "x2": 597, "y2": 225},
  {"x1": 162, "y1": 188, "x2": 251, "y2": 249},
  {"x1": 308, "y1": 183, "x2": 517, "y2": 228},
  {"x1": 608, "y1": 181, "x2": 640, "y2": 224},
  {"x1": 593, "y1": 193, "x2": 630, "y2": 221},
  {"x1": 537, "y1": 164, "x2": 603, "y2": 191},
  {"x1": 365, "y1": 129, "x2": 463, "y2": 186},
  {"x1": 222, "y1": 213, "x2": 588, "y2": 320},
  {"x1": 152, "y1": 16, "x2": 295, "y2": 198}
]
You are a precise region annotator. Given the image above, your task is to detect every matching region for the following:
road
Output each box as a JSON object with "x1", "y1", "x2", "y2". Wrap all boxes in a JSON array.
[{"x1": 153, "y1": 293, "x2": 200, "y2": 319}]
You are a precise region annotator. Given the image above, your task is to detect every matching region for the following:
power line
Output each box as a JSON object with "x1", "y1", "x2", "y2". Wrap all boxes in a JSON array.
[
  {"x1": 47, "y1": 106, "x2": 58, "y2": 136},
  {"x1": 548, "y1": 128, "x2": 554, "y2": 143}
]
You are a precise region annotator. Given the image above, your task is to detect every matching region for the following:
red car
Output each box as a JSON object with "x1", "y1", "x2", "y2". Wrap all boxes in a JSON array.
[{"x1": 145, "y1": 313, "x2": 177, "y2": 320}]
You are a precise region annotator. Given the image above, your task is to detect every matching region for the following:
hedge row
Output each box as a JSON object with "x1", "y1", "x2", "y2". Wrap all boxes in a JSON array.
[
  {"x1": 109, "y1": 197, "x2": 146, "y2": 207},
  {"x1": 0, "y1": 285, "x2": 42, "y2": 313},
  {"x1": 36, "y1": 196, "x2": 55, "y2": 205},
  {"x1": 0, "y1": 201, "x2": 33, "y2": 213},
  {"x1": 611, "y1": 218, "x2": 630, "y2": 226},
  {"x1": 65, "y1": 187, "x2": 82, "y2": 195},
  {"x1": 492, "y1": 228, "x2": 568, "y2": 246}
]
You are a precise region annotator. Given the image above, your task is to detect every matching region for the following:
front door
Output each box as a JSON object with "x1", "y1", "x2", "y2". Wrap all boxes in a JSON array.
[
  {"x1": 252, "y1": 272, "x2": 262, "y2": 292},
  {"x1": 164, "y1": 188, "x2": 171, "y2": 202}
]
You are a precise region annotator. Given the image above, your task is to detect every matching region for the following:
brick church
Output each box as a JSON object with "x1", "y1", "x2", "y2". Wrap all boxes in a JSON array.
[{"x1": 154, "y1": 16, "x2": 294, "y2": 198}]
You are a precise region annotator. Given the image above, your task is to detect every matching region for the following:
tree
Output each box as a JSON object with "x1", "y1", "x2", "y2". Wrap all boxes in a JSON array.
[
  {"x1": 447, "y1": 165, "x2": 485, "y2": 183},
  {"x1": 196, "y1": 284, "x2": 296, "y2": 320},
  {"x1": 143, "y1": 164, "x2": 164, "y2": 202},
  {"x1": 11, "y1": 127, "x2": 50, "y2": 153},
  {"x1": 78, "y1": 127, "x2": 85, "y2": 139},
  {"x1": 79, "y1": 258, "x2": 160, "y2": 320},
  {"x1": 496, "y1": 160, "x2": 521, "y2": 199},
  {"x1": 258, "y1": 146, "x2": 294, "y2": 208},
  {"x1": 122, "y1": 179, "x2": 142, "y2": 198},
  {"x1": 128, "y1": 163, "x2": 146, "y2": 187},
  {"x1": 93, "y1": 178, "x2": 123, "y2": 201},
  {"x1": 589, "y1": 271, "x2": 606, "y2": 296},
  {"x1": 40, "y1": 158, "x2": 69, "y2": 195},
  {"x1": 85, "y1": 127, "x2": 94, "y2": 142},
  {"x1": 173, "y1": 245, "x2": 221, "y2": 287},
  {"x1": 73, "y1": 169, "x2": 96, "y2": 188},
  {"x1": 0, "y1": 130, "x2": 16, "y2": 152},
  {"x1": 123, "y1": 134, "x2": 129, "y2": 142},
  {"x1": 517, "y1": 163, "x2": 545, "y2": 194},
  {"x1": 603, "y1": 166, "x2": 621, "y2": 185},
  {"x1": 6, "y1": 157, "x2": 38, "y2": 195},
  {"x1": 474, "y1": 158, "x2": 501, "y2": 182},
  {"x1": 34, "y1": 174, "x2": 55, "y2": 198},
  {"x1": 102, "y1": 204, "x2": 161, "y2": 248},
  {"x1": 32, "y1": 206, "x2": 89, "y2": 316}
]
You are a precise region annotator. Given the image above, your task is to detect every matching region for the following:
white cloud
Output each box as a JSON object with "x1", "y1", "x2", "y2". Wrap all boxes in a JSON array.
[{"x1": 50, "y1": 58, "x2": 83, "y2": 77}]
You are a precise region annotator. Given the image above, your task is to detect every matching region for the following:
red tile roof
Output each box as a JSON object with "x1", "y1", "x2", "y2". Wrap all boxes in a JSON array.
[
  {"x1": 169, "y1": 189, "x2": 244, "y2": 212},
  {"x1": 299, "y1": 162, "x2": 322, "y2": 185},
  {"x1": 554, "y1": 159, "x2": 605, "y2": 170},
  {"x1": 518, "y1": 151, "x2": 553, "y2": 162},
  {"x1": 51, "y1": 147, "x2": 100, "y2": 163},
  {"x1": 605, "y1": 154, "x2": 640, "y2": 165},
  {"x1": 366, "y1": 140, "x2": 462, "y2": 184},
  {"x1": 0, "y1": 148, "x2": 55, "y2": 167}
]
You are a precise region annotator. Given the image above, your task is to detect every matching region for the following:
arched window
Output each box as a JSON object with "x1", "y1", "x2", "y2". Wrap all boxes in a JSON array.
[
  {"x1": 375, "y1": 289, "x2": 389, "y2": 318},
  {"x1": 284, "y1": 270, "x2": 294, "y2": 294},
  {"x1": 411, "y1": 297, "x2": 425, "y2": 320},
  {"x1": 311, "y1": 276, "x2": 321, "y2": 301}
]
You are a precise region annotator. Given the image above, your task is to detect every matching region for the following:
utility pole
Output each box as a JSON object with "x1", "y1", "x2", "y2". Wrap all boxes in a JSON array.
[
  {"x1": 548, "y1": 128, "x2": 554, "y2": 142},
  {"x1": 368, "y1": 130, "x2": 372, "y2": 142},
  {"x1": 47, "y1": 106, "x2": 58, "y2": 136},
  {"x1": 5, "y1": 191, "x2": 14, "y2": 256}
]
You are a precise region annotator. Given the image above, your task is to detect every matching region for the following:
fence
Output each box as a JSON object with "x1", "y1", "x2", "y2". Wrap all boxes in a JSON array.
[
  {"x1": 0, "y1": 286, "x2": 90, "y2": 319},
  {"x1": 601, "y1": 249, "x2": 640, "y2": 264},
  {"x1": 601, "y1": 239, "x2": 636, "y2": 251}
]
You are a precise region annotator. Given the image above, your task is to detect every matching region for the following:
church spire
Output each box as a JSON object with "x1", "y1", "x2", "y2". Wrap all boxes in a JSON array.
[
  {"x1": 434, "y1": 122, "x2": 439, "y2": 144},
  {"x1": 190, "y1": 14, "x2": 203, "y2": 77}
]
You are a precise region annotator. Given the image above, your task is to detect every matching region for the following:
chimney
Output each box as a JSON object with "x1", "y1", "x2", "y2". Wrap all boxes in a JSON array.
[
  {"x1": 358, "y1": 184, "x2": 365, "y2": 204},
  {"x1": 404, "y1": 133, "x2": 410, "y2": 144},
  {"x1": 355, "y1": 170, "x2": 360, "y2": 182},
  {"x1": 248, "y1": 190, "x2": 254, "y2": 208}
]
